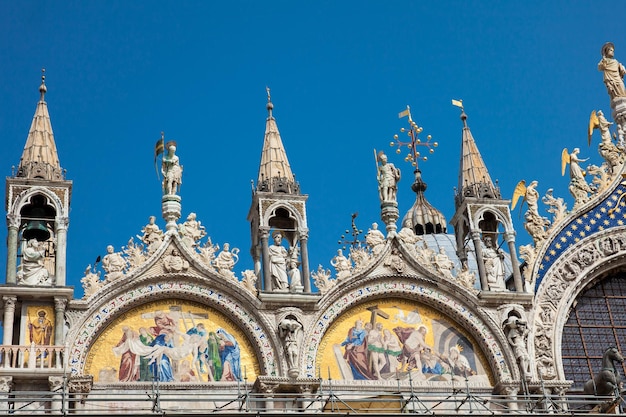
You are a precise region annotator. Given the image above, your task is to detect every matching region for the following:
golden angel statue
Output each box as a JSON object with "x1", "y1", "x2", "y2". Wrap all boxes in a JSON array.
[
  {"x1": 562, "y1": 148, "x2": 592, "y2": 207},
  {"x1": 511, "y1": 180, "x2": 549, "y2": 246},
  {"x1": 588, "y1": 110, "x2": 622, "y2": 173}
]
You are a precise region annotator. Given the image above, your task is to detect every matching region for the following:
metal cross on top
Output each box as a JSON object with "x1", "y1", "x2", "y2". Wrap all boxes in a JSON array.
[{"x1": 389, "y1": 105, "x2": 438, "y2": 169}]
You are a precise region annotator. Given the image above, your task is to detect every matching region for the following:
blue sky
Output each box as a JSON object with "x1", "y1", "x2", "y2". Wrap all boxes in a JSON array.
[{"x1": 1, "y1": 2, "x2": 624, "y2": 297}]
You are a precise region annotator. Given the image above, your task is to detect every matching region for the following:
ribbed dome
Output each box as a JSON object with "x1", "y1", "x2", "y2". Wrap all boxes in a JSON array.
[{"x1": 401, "y1": 170, "x2": 447, "y2": 235}]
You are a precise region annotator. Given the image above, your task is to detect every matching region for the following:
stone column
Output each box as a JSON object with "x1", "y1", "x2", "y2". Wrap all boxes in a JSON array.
[
  {"x1": 380, "y1": 201, "x2": 399, "y2": 237},
  {"x1": 504, "y1": 232, "x2": 524, "y2": 292},
  {"x1": 260, "y1": 228, "x2": 271, "y2": 292},
  {"x1": 2, "y1": 296, "x2": 17, "y2": 345},
  {"x1": 6, "y1": 215, "x2": 19, "y2": 285},
  {"x1": 471, "y1": 232, "x2": 489, "y2": 291},
  {"x1": 55, "y1": 217, "x2": 69, "y2": 286},
  {"x1": 49, "y1": 376, "x2": 65, "y2": 413},
  {"x1": 54, "y1": 297, "x2": 67, "y2": 346},
  {"x1": 299, "y1": 230, "x2": 311, "y2": 293},
  {"x1": 0, "y1": 376, "x2": 13, "y2": 412}
]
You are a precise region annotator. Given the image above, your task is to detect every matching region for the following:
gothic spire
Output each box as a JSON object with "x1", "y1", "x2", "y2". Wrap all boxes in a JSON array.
[
  {"x1": 17, "y1": 70, "x2": 64, "y2": 181},
  {"x1": 255, "y1": 88, "x2": 298, "y2": 194},
  {"x1": 455, "y1": 106, "x2": 500, "y2": 208}
]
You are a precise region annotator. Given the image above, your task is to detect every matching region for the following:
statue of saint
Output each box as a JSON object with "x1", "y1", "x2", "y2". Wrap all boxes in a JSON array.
[
  {"x1": 162, "y1": 143, "x2": 183, "y2": 195},
  {"x1": 140, "y1": 216, "x2": 163, "y2": 253},
  {"x1": 376, "y1": 151, "x2": 401, "y2": 203},
  {"x1": 269, "y1": 232, "x2": 289, "y2": 291},
  {"x1": 180, "y1": 212, "x2": 206, "y2": 248},
  {"x1": 365, "y1": 222, "x2": 386, "y2": 255},
  {"x1": 163, "y1": 249, "x2": 189, "y2": 273},
  {"x1": 434, "y1": 247, "x2": 455, "y2": 279},
  {"x1": 598, "y1": 42, "x2": 626, "y2": 100},
  {"x1": 17, "y1": 239, "x2": 51, "y2": 285},
  {"x1": 214, "y1": 243, "x2": 239, "y2": 279},
  {"x1": 483, "y1": 237, "x2": 506, "y2": 291},
  {"x1": 331, "y1": 249, "x2": 352, "y2": 280},
  {"x1": 102, "y1": 245, "x2": 127, "y2": 282}
]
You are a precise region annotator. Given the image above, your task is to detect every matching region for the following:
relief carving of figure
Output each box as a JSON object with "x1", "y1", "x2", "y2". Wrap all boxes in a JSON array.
[
  {"x1": 598, "y1": 42, "x2": 626, "y2": 100},
  {"x1": 505, "y1": 316, "x2": 532, "y2": 381},
  {"x1": 139, "y1": 216, "x2": 163, "y2": 253},
  {"x1": 483, "y1": 237, "x2": 506, "y2": 291},
  {"x1": 163, "y1": 249, "x2": 189, "y2": 273},
  {"x1": 213, "y1": 243, "x2": 239, "y2": 279},
  {"x1": 376, "y1": 151, "x2": 401, "y2": 203},
  {"x1": 269, "y1": 232, "x2": 290, "y2": 291},
  {"x1": 102, "y1": 245, "x2": 127, "y2": 283},
  {"x1": 17, "y1": 239, "x2": 51, "y2": 285},
  {"x1": 162, "y1": 142, "x2": 183, "y2": 195},
  {"x1": 365, "y1": 222, "x2": 386, "y2": 255},
  {"x1": 331, "y1": 249, "x2": 352, "y2": 280},
  {"x1": 278, "y1": 318, "x2": 303, "y2": 376}
]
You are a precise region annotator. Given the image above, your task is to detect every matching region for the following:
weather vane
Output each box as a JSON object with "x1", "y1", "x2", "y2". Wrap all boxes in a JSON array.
[
  {"x1": 337, "y1": 212, "x2": 364, "y2": 249},
  {"x1": 389, "y1": 105, "x2": 438, "y2": 168}
]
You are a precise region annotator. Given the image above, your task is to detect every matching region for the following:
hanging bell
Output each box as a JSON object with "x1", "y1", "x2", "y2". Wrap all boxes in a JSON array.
[{"x1": 23, "y1": 219, "x2": 51, "y2": 242}]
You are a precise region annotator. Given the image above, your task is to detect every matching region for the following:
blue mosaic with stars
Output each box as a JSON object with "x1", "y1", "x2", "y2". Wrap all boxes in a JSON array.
[{"x1": 535, "y1": 181, "x2": 626, "y2": 291}]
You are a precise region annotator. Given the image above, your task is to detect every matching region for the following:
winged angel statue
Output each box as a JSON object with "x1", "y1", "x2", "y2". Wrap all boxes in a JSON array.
[
  {"x1": 561, "y1": 148, "x2": 593, "y2": 208},
  {"x1": 511, "y1": 180, "x2": 550, "y2": 246}
]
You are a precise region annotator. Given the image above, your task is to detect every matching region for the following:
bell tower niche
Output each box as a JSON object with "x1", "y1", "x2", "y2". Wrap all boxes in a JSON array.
[
  {"x1": 2, "y1": 72, "x2": 73, "y2": 353},
  {"x1": 248, "y1": 90, "x2": 311, "y2": 295}
]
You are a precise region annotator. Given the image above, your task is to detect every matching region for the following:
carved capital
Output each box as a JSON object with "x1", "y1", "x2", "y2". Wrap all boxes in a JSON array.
[
  {"x1": 470, "y1": 231, "x2": 482, "y2": 240},
  {"x1": 298, "y1": 229, "x2": 309, "y2": 241},
  {"x1": 55, "y1": 216, "x2": 70, "y2": 231},
  {"x1": 67, "y1": 375, "x2": 93, "y2": 394},
  {"x1": 2, "y1": 296, "x2": 17, "y2": 311},
  {"x1": 0, "y1": 376, "x2": 13, "y2": 392},
  {"x1": 54, "y1": 297, "x2": 68, "y2": 312},
  {"x1": 48, "y1": 376, "x2": 65, "y2": 391},
  {"x1": 259, "y1": 227, "x2": 270, "y2": 240},
  {"x1": 6, "y1": 214, "x2": 20, "y2": 229},
  {"x1": 503, "y1": 231, "x2": 516, "y2": 243}
]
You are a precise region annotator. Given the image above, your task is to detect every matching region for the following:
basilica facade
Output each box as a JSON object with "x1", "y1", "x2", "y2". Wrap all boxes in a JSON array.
[{"x1": 2, "y1": 45, "x2": 626, "y2": 414}]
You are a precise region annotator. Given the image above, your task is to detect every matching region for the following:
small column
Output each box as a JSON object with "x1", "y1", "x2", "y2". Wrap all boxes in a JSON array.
[
  {"x1": 2, "y1": 296, "x2": 17, "y2": 345},
  {"x1": 54, "y1": 297, "x2": 67, "y2": 345},
  {"x1": 162, "y1": 195, "x2": 182, "y2": 232},
  {"x1": 505, "y1": 232, "x2": 524, "y2": 292},
  {"x1": 471, "y1": 232, "x2": 489, "y2": 291},
  {"x1": 380, "y1": 201, "x2": 399, "y2": 237},
  {"x1": 6, "y1": 215, "x2": 19, "y2": 285},
  {"x1": 55, "y1": 217, "x2": 69, "y2": 286},
  {"x1": 0, "y1": 377, "x2": 13, "y2": 412},
  {"x1": 299, "y1": 230, "x2": 311, "y2": 293},
  {"x1": 260, "y1": 228, "x2": 271, "y2": 292}
]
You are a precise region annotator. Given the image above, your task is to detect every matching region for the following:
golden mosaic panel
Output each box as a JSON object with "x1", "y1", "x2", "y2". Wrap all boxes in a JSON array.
[
  {"x1": 85, "y1": 299, "x2": 259, "y2": 383},
  {"x1": 317, "y1": 298, "x2": 492, "y2": 384}
]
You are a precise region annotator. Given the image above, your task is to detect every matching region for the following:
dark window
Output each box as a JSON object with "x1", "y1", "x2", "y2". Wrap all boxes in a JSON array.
[{"x1": 562, "y1": 274, "x2": 626, "y2": 390}]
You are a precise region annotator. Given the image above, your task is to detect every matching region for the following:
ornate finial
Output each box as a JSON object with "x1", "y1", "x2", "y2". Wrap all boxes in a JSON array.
[
  {"x1": 389, "y1": 105, "x2": 438, "y2": 170},
  {"x1": 452, "y1": 99, "x2": 468, "y2": 127},
  {"x1": 39, "y1": 68, "x2": 47, "y2": 100},
  {"x1": 266, "y1": 86, "x2": 274, "y2": 116}
]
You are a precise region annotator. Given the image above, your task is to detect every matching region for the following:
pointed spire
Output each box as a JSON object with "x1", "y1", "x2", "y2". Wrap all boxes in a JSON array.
[
  {"x1": 402, "y1": 169, "x2": 447, "y2": 235},
  {"x1": 256, "y1": 88, "x2": 298, "y2": 194},
  {"x1": 455, "y1": 107, "x2": 500, "y2": 208},
  {"x1": 17, "y1": 69, "x2": 64, "y2": 181}
]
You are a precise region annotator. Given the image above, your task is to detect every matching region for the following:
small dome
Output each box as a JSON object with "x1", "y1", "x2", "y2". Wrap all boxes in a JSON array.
[{"x1": 402, "y1": 170, "x2": 447, "y2": 235}]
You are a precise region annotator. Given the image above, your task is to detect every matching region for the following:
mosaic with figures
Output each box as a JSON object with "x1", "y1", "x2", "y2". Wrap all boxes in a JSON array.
[
  {"x1": 317, "y1": 299, "x2": 492, "y2": 383},
  {"x1": 85, "y1": 299, "x2": 259, "y2": 383}
]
